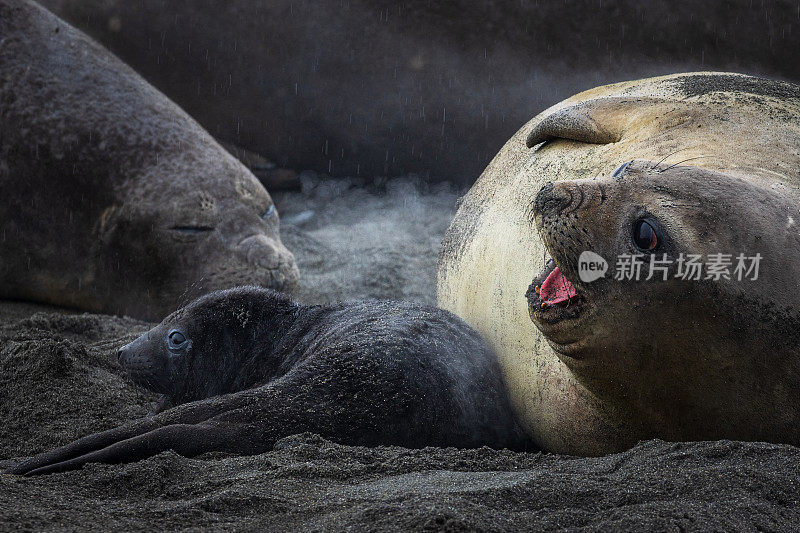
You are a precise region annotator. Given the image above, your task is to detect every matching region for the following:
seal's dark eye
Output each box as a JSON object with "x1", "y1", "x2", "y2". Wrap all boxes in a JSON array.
[
  {"x1": 168, "y1": 330, "x2": 186, "y2": 347},
  {"x1": 633, "y1": 219, "x2": 659, "y2": 251}
]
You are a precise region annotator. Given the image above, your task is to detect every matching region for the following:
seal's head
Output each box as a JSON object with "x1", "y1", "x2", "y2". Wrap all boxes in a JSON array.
[
  {"x1": 97, "y1": 152, "x2": 299, "y2": 320},
  {"x1": 526, "y1": 159, "x2": 800, "y2": 442},
  {"x1": 117, "y1": 286, "x2": 295, "y2": 411},
  {"x1": 0, "y1": 2, "x2": 299, "y2": 321}
]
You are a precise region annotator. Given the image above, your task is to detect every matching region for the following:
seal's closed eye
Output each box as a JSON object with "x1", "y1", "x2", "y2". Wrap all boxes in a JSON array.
[{"x1": 170, "y1": 225, "x2": 215, "y2": 234}]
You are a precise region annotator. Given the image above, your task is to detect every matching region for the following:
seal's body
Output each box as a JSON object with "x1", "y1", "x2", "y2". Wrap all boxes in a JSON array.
[
  {"x1": 9, "y1": 287, "x2": 530, "y2": 475},
  {"x1": 438, "y1": 72, "x2": 800, "y2": 455},
  {"x1": 0, "y1": 0, "x2": 298, "y2": 320}
]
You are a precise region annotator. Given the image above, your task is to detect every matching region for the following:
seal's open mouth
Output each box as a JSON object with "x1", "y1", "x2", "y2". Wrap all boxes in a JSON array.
[{"x1": 526, "y1": 258, "x2": 585, "y2": 324}]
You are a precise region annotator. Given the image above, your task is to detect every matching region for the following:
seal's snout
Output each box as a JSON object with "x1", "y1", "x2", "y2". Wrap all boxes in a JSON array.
[
  {"x1": 238, "y1": 234, "x2": 292, "y2": 270},
  {"x1": 236, "y1": 234, "x2": 300, "y2": 290},
  {"x1": 534, "y1": 182, "x2": 572, "y2": 218}
]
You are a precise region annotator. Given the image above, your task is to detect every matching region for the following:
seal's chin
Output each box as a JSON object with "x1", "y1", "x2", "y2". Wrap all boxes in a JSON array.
[
  {"x1": 526, "y1": 258, "x2": 596, "y2": 358},
  {"x1": 526, "y1": 258, "x2": 585, "y2": 325}
]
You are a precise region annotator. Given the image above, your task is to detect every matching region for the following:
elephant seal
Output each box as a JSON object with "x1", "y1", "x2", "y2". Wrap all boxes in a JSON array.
[
  {"x1": 437, "y1": 72, "x2": 800, "y2": 455},
  {"x1": 8, "y1": 286, "x2": 531, "y2": 475},
  {"x1": 0, "y1": 0, "x2": 298, "y2": 320}
]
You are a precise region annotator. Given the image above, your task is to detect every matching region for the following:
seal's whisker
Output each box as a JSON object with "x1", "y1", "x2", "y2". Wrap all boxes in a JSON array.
[
  {"x1": 91, "y1": 333, "x2": 140, "y2": 348},
  {"x1": 650, "y1": 148, "x2": 691, "y2": 171},
  {"x1": 95, "y1": 332, "x2": 140, "y2": 342},
  {"x1": 659, "y1": 155, "x2": 715, "y2": 173},
  {"x1": 177, "y1": 277, "x2": 207, "y2": 309},
  {"x1": 92, "y1": 337, "x2": 133, "y2": 346}
]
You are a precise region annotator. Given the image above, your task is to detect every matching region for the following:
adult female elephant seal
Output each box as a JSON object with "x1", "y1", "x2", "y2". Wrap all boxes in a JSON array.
[
  {"x1": 437, "y1": 72, "x2": 800, "y2": 455},
  {"x1": 0, "y1": 0, "x2": 298, "y2": 320}
]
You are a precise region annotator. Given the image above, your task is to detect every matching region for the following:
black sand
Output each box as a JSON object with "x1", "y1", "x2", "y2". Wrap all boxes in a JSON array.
[{"x1": 2, "y1": 179, "x2": 799, "y2": 531}]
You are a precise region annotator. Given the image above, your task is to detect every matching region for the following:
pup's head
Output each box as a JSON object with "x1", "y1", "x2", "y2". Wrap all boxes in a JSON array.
[{"x1": 117, "y1": 286, "x2": 295, "y2": 409}]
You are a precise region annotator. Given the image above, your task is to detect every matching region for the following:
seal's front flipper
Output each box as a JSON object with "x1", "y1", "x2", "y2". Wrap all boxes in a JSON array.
[{"x1": 526, "y1": 97, "x2": 697, "y2": 148}]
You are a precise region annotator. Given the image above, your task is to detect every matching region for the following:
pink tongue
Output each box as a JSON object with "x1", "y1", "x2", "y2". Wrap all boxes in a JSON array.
[{"x1": 540, "y1": 266, "x2": 578, "y2": 305}]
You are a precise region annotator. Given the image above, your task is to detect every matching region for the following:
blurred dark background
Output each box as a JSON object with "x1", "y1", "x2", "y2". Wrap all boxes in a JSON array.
[{"x1": 41, "y1": 0, "x2": 800, "y2": 186}]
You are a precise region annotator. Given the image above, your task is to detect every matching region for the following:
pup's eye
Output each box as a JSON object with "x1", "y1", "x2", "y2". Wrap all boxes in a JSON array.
[
  {"x1": 633, "y1": 219, "x2": 659, "y2": 251},
  {"x1": 168, "y1": 330, "x2": 187, "y2": 347},
  {"x1": 262, "y1": 205, "x2": 275, "y2": 219}
]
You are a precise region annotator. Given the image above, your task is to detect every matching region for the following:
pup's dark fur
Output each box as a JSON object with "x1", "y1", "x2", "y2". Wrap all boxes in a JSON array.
[{"x1": 9, "y1": 287, "x2": 532, "y2": 475}]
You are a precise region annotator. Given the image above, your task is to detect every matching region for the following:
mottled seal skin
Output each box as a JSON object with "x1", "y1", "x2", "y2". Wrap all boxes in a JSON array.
[
  {"x1": 0, "y1": 0, "x2": 298, "y2": 320},
  {"x1": 8, "y1": 287, "x2": 532, "y2": 475},
  {"x1": 437, "y1": 72, "x2": 800, "y2": 455}
]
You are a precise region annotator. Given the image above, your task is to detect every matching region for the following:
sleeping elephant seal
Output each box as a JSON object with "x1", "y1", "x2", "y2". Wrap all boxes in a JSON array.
[
  {"x1": 8, "y1": 286, "x2": 531, "y2": 475},
  {"x1": 0, "y1": 0, "x2": 298, "y2": 320},
  {"x1": 437, "y1": 72, "x2": 800, "y2": 455}
]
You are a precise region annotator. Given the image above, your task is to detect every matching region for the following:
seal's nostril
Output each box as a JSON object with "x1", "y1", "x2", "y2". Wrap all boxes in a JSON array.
[
  {"x1": 117, "y1": 348, "x2": 127, "y2": 363},
  {"x1": 534, "y1": 182, "x2": 572, "y2": 217},
  {"x1": 254, "y1": 251, "x2": 281, "y2": 270},
  {"x1": 238, "y1": 234, "x2": 283, "y2": 269}
]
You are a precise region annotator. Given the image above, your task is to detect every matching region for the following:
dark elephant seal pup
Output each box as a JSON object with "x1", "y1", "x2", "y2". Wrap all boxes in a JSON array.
[
  {"x1": 0, "y1": 0, "x2": 298, "y2": 320},
  {"x1": 8, "y1": 287, "x2": 531, "y2": 475}
]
